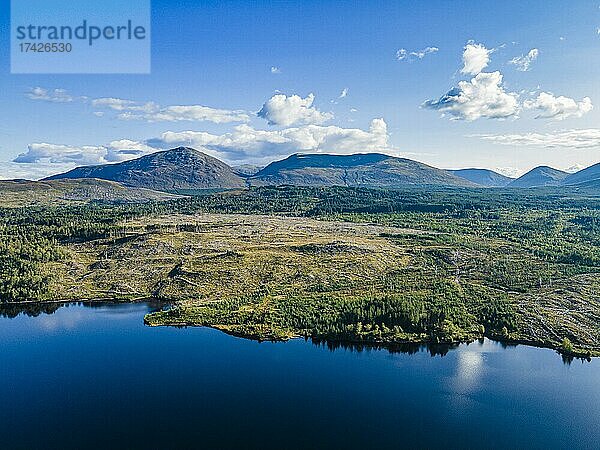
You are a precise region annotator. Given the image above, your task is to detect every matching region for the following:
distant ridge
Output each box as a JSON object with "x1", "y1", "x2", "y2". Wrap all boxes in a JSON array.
[
  {"x1": 508, "y1": 166, "x2": 568, "y2": 188},
  {"x1": 248, "y1": 153, "x2": 476, "y2": 188},
  {"x1": 0, "y1": 178, "x2": 180, "y2": 207},
  {"x1": 44, "y1": 147, "x2": 245, "y2": 191},
  {"x1": 39, "y1": 147, "x2": 600, "y2": 192},
  {"x1": 450, "y1": 168, "x2": 514, "y2": 187},
  {"x1": 563, "y1": 162, "x2": 600, "y2": 187}
]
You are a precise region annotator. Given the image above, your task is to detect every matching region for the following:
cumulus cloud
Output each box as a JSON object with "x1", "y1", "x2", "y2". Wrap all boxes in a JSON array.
[
  {"x1": 461, "y1": 43, "x2": 492, "y2": 75},
  {"x1": 426, "y1": 42, "x2": 592, "y2": 123},
  {"x1": 27, "y1": 87, "x2": 73, "y2": 102},
  {"x1": 339, "y1": 88, "x2": 349, "y2": 99},
  {"x1": 13, "y1": 140, "x2": 157, "y2": 166},
  {"x1": 523, "y1": 92, "x2": 593, "y2": 120},
  {"x1": 12, "y1": 118, "x2": 393, "y2": 172},
  {"x1": 92, "y1": 97, "x2": 250, "y2": 123},
  {"x1": 396, "y1": 46, "x2": 439, "y2": 61},
  {"x1": 257, "y1": 93, "x2": 333, "y2": 127},
  {"x1": 146, "y1": 119, "x2": 390, "y2": 163},
  {"x1": 14, "y1": 143, "x2": 108, "y2": 165},
  {"x1": 509, "y1": 48, "x2": 539, "y2": 71},
  {"x1": 423, "y1": 71, "x2": 519, "y2": 120},
  {"x1": 473, "y1": 129, "x2": 600, "y2": 149},
  {"x1": 270, "y1": 66, "x2": 282, "y2": 74}
]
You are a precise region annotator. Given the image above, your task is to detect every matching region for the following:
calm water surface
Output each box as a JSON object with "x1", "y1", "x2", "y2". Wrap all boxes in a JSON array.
[{"x1": 1, "y1": 302, "x2": 599, "y2": 449}]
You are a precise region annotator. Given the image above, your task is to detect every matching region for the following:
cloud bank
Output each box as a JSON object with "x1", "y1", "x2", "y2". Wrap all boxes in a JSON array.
[
  {"x1": 473, "y1": 129, "x2": 600, "y2": 149},
  {"x1": 148, "y1": 118, "x2": 390, "y2": 162},
  {"x1": 12, "y1": 118, "x2": 393, "y2": 172},
  {"x1": 13, "y1": 140, "x2": 157, "y2": 165}
]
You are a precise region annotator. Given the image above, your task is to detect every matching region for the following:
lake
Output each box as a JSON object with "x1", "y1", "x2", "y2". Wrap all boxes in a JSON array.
[{"x1": 1, "y1": 302, "x2": 599, "y2": 449}]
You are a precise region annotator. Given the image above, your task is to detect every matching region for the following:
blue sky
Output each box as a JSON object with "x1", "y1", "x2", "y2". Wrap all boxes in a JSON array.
[{"x1": 2, "y1": 0, "x2": 600, "y2": 179}]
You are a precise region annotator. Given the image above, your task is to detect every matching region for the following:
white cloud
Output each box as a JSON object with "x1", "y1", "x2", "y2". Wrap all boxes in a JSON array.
[
  {"x1": 0, "y1": 162, "x2": 78, "y2": 180},
  {"x1": 270, "y1": 66, "x2": 282, "y2": 74},
  {"x1": 524, "y1": 92, "x2": 593, "y2": 120},
  {"x1": 564, "y1": 164, "x2": 585, "y2": 173},
  {"x1": 92, "y1": 97, "x2": 158, "y2": 112},
  {"x1": 339, "y1": 88, "x2": 349, "y2": 99},
  {"x1": 461, "y1": 43, "x2": 492, "y2": 75},
  {"x1": 396, "y1": 46, "x2": 439, "y2": 61},
  {"x1": 92, "y1": 97, "x2": 250, "y2": 124},
  {"x1": 509, "y1": 48, "x2": 539, "y2": 71},
  {"x1": 103, "y1": 140, "x2": 157, "y2": 162},
  {"x1": 121, "y1": 105, "x2": 251, "y2": 123},
  {"x1": 423, "y1": 71, "x2": 519, "y2": 120},
  {"x1": 13, "y1": 143, "x2": 109, "y2": 165},
  {"x1": 257, "y1": 93, "x2": 333, "y2": 127},
  {"x1": 27, "y1": 87, "x2": 73, "y2": 102},
  {"x1": 494, "y1": 167, "x2": 519, "y2": 178},
  {"x1": 12, "y1": 140, "x2": 157, "y2": 166},
  {"x1": 146, "y1": 119, "x2": 391, "y2": 163},
  {"x1": 11, "y1": 118, "x2": 393, "y2": 175},
  {"x1": 27, "y1": 90, "x2": 251, "y2": 124},
  {"x1": 473, "y1": 129, "x2": 600, "y2": 149}
]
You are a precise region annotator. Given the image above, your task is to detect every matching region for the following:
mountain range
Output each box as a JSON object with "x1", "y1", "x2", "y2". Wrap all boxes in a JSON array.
[
  {"x1": 247, "y1": 153, "x2": 475, "y2": 188},
  {"x1": 39, "y1": 146, "x2": 600, "y2": 192}
]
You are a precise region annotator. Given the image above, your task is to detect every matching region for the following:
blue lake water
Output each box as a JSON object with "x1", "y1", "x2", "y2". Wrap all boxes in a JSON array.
[{"x1": 1, "y1": 302, "x2": 599, "y2": 449}]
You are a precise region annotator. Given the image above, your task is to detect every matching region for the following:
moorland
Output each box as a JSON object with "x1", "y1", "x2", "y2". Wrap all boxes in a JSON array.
[{"x1": 2, "y1": 183, "x2": 599, "y2": 358}]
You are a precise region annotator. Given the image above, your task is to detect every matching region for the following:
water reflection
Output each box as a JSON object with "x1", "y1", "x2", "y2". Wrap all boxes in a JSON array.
[
  {"x1": 37, "y1": 308, "x2": 87, "y2": 331},
  {"x1": 0, "y1": 302, "x2": 593, "y2": 364},
  {"x1": 0, "y1": 300, "x2": 168, "y2": 319},
  {"x1": 310, "y1": 337, "x2": 460, "y2": 357},
  {"x1": 0, "y1": 302, "x2": 599, "y2": 449},
  {"x1": 0, "y1": 302, "x2": 63, "y2": 318}
]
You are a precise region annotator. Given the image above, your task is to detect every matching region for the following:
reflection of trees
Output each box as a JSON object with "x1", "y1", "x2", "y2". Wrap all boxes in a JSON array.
[
  {"x1": 0, "y1": 302, "x2": 64, "y2": 318},
  {"x1": 310, "y1": 337, "x2": 459, "y2": 357},
  {"x1": 0, "y1": 300, "x2": 170, "y2": 320}
]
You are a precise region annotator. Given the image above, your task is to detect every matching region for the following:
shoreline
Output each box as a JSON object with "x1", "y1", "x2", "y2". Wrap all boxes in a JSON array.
[
  {"x1": 143, "y1": 315, "x2": 597, "y2": 361},
  {"x1": 3, "y1": 298, "x2": 596, "y2": 360}
]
